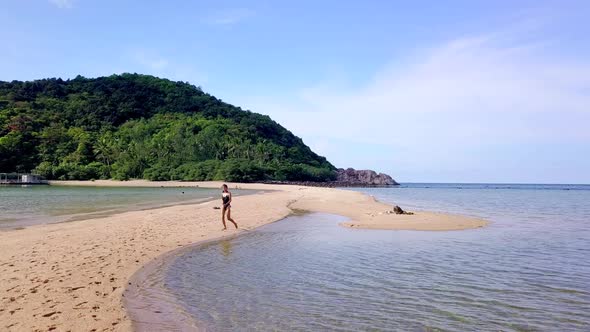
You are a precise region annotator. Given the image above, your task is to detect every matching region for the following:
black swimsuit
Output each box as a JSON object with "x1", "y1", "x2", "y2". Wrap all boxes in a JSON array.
[{"x1": 222, "y1": 192, "x2": 231, "y2": 208}]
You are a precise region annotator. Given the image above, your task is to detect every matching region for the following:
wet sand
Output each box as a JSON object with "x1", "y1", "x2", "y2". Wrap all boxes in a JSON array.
[{"x1": 0, "y1": 181, "x2": 487, "y2": 331}]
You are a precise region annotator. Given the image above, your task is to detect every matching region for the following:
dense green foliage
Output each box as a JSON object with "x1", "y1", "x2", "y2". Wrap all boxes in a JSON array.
[{"x1": 0, "y1": 74, "x2": 335, "y2": 182}]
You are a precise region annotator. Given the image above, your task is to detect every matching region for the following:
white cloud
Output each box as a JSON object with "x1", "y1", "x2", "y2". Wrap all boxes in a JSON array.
[
  {"x1": 237, "y1": 25, "x2": 590, "y2": 181},
  {"x1": 49, "y1": 0, "x2": 74, "y2": 9},
  {"x1": 203, "y1": 8, "x2": 254, "y2": 26},
  {"x1": 251, "y1": 29, "x2": 590, "y2": 143}
]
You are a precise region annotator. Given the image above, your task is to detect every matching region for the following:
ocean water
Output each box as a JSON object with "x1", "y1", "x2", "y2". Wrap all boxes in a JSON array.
[
  {"x1": 146, "y1": 183, "x2": 590, "y2": 331},
  {"x1": 0, "y1": 185, "x2": 250, "y2": 229}
]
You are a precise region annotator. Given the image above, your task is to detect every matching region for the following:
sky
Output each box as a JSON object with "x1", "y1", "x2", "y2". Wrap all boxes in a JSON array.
[{"x1": 1, "y1": 0, "x2": 589, "y2": 183}]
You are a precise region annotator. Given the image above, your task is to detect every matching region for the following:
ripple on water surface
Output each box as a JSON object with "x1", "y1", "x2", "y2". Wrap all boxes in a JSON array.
[{"x1": 142, "y1": 212, "x2": 590, "y2": 332}]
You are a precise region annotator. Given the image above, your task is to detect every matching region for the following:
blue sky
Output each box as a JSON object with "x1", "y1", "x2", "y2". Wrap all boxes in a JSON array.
[{"x1": 1, "y1": 0, "x2": 589, "y2": 183}]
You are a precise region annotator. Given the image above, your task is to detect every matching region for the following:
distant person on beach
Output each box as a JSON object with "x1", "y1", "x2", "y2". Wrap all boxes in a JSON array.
[{"x1": 221, "y1": 184, "x2": 238, "y2": 230}]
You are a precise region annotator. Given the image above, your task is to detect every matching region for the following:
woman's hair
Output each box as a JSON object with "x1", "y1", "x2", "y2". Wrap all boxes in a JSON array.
[{"x1": 222, "y1": 184, "x2": 228, "y2": 190}]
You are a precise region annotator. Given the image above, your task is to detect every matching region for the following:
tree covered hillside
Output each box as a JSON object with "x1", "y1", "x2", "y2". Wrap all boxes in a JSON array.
[{"x1": 0, "y1": 74, "x2": 335, "y2": 182}]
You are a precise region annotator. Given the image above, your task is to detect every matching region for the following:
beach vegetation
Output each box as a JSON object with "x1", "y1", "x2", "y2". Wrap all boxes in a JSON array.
[{"x1": 0, "y1": 74, "x2": 335, "y2": 182}]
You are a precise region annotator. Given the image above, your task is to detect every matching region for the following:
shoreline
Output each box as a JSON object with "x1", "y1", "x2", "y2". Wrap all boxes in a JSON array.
[
  {"x1": 124, "y1": 225, "x2": 263, "y2": 332},
  {"x1": 124, "y1": 211, "x2": 339, "y2": 332},
  {"x1": 0, "y1": 181, "x2": 487, "y2": 331}
]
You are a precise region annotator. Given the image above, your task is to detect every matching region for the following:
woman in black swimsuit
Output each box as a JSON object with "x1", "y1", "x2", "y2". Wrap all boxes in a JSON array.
[{"x1": 221, "y1": 184, "x2": 238, "y2": 230}]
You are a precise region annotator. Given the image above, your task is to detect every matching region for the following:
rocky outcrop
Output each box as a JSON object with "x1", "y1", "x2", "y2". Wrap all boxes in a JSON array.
[
  {"x1": 263, "y1": 168, "x2": 399, "y2": 187},
  {"x1": 335, "y1": 168, "x2": 399, "y2": 186}
]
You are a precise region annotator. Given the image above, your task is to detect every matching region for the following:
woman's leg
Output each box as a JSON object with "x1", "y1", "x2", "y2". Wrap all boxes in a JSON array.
[
  {"x1": 221, "y1": 206, "x2": 227, "y2": 230},
  {"x1": 226, "y1": 207, "x2": 238, "y2": 229}
]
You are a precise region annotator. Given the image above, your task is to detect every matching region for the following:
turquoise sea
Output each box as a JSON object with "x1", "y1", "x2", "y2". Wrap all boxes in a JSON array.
[
  {"x1": 0, "y1": 185, "x2": 249, "y2": 229},
  {"x1": 133, "y1": 183, "x2": 590, "y2": 331}
]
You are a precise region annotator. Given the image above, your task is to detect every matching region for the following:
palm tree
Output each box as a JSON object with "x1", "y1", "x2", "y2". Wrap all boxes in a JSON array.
[{"x1": 94, "y1": 135, "x2": 114, "y2": 166}]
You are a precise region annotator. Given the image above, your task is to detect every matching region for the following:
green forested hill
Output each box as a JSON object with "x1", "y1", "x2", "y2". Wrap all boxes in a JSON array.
[{"x1": 0, "y1": 74, "x2": 335, "y2": 182}]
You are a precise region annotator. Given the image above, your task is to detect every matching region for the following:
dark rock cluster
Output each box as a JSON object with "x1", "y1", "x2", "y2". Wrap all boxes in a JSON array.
[
  {"x1": 335, "y1": 168, "x2": 399, "y2": 186},
  {"x1": 264, "y1": 168, "x2": 399, "y2": 187},
  {"x1": 391, "y1": 205, "x2": 413, "y2": 215}
]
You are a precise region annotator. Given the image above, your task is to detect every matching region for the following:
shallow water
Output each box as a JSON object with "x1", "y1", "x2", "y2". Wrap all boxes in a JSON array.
[
  {"x1": 153, "y1": 184, "x2": 590, "y2": 331},
  {"x1": 0, "y1": 185, "x2": 250, "y2": 229}
]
